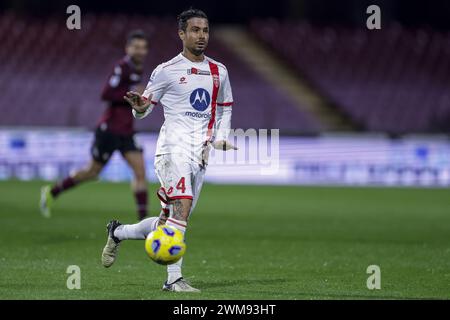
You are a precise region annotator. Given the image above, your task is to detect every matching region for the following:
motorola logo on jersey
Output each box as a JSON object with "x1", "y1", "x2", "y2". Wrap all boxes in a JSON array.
[{"x1": 190, "y1": 88, "x2": 210, "y2": 111}]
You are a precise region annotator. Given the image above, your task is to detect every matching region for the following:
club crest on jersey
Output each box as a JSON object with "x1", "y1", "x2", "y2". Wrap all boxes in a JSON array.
[
  {"x1": 213, "y1": 74, "x2": 220, "y2": 88},
  {"x1": 190, "y1": 88, "x2": 211, "y2": 111}
]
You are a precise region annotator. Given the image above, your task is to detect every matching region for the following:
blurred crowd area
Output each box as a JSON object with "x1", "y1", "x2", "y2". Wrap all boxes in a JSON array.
[{"x1": 1, "y1": 0, "x2": 449, "y2": 135}]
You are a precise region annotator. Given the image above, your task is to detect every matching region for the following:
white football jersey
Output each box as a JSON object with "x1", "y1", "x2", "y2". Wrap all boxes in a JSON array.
[{"x1": 134, "y1": 53, "x2": 233, "y2": 163}]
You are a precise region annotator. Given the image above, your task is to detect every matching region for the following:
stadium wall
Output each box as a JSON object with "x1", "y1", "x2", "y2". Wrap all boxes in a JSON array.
[{"x1": 0, "y1": 128, "x2": 449, "y2": 187}]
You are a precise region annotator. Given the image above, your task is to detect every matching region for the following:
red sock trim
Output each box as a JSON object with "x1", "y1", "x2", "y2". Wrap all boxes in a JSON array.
[{"x1": 167, "y1": 218, "x2": 187, "y2": 228}]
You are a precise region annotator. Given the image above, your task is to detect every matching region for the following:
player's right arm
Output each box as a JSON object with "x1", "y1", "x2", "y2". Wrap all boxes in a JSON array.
[
  {"x1": 125, "y1": 64, "x2": 169, "y2": 119},
  {"x1": 124, "y1": 91, "x2": 153, "y2": 115}
]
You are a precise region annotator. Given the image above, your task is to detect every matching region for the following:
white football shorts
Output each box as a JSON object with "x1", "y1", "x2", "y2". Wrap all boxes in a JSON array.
[{"x1": 154, "y1": 153, "x2": 206, "y2": 216}]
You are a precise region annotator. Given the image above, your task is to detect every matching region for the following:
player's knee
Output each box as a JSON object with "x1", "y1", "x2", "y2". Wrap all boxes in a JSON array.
[
  {"x1": 87, "y1": 164, "x2": 102, "y2": 179},
  {"x1": 132, "y1": 171, "x2": 146, "y2": 188},
  {"x1": 134, "y1": 170, "x2": 146, "y2": 183}
]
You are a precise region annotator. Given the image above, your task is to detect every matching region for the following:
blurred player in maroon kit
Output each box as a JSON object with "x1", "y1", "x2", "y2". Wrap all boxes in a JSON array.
[{"x1": 40, "y1": 30, "x2": 149, "y2": 220}]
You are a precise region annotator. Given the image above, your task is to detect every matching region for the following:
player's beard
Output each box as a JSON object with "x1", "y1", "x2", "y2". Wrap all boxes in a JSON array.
[
  {"x1": 131, "y1": 56, "x2": 144, "y2": 69},
  {"x1": 188, "y1": 46, "x2": 205, "y2": 56}
]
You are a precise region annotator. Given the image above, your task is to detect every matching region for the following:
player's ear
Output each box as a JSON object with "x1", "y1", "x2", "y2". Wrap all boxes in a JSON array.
[
  {"x1": 178, "y1": 29, "x2": 185, "y2": 41},
  {"x1": 125, "y1": 42, "x2": 133, "y2": 55}
]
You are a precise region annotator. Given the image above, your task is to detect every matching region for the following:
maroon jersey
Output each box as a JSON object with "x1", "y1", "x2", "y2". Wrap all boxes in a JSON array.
[{"x1": 99, "y1": 56, "x2": 143, "y2": 135}]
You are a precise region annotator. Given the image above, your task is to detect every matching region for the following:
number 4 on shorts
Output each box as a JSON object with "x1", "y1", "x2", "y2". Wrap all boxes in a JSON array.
[{"x1": 176, "y1": 177, "x2": 186, "y2": 193}]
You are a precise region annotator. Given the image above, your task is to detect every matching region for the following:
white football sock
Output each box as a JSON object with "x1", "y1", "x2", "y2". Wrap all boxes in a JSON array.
[
  {"x1": 166, "y1": 217, "x2": 187, "y2": 233},
  {"x1": 167, "y1": 258, "x2": 183, "y2": 283},
  {"x1": 166, "y1": 217, "x2": 187, "y2": 283},
  {"x1": 113, "y1": 216, "x2": 159, "y2": 240}
]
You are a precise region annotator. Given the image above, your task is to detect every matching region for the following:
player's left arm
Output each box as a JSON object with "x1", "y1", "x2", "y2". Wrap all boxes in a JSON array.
[{"x1": 213, "y1": 68, "x2": 237, "y2": 151}]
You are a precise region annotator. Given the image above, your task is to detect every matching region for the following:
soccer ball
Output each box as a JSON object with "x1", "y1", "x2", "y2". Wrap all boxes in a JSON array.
[{"x1": 145, "y1": 225, "x2": 186, "y2": 265}]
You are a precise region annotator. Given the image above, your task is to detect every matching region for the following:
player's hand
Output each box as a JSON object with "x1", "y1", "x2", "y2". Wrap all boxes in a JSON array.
[
  {"x1": 124, "y1": 91, "x2": 152, "y2": 113},
  {"x1": 211, "y1": 140, "x2": 238, "y2": 151},
  {"x1": 201, "y1": 141, "x2": 212, "y2": 167},
  {"x1": 201, "y1": 140, "x2": 238, "y2": 167}
]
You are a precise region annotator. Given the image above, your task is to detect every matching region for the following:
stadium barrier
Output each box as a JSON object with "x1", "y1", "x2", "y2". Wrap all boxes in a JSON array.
[{"x1": 0, "y1": 128, "x2": 449, "y2": 187}]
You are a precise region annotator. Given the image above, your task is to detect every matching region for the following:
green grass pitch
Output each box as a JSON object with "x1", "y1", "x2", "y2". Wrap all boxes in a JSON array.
[{"x1": 0, "y1": 180, "x2": 449, "y2": 299}]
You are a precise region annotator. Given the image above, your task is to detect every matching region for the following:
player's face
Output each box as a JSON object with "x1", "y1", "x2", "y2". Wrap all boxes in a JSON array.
[
  {"x1": 179, "y1": 18, "x2": 209, "y2": 56},
  {"x1": 126, "y1": 38, "x2": 148, "y2": 65}
]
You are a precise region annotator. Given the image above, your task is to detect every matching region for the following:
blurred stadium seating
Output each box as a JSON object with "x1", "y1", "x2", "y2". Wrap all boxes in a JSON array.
[
  {"x1": 1, "y1": 11, "x2": 449, "y2": 186},
  {"x1": 3, "y1": 11, "x2": 449, "y2": 134},
  {"x1": 250, "y1": 19, "x2": 450, "y2": 133},
  {"x1": 0, "y1": 12, "x2": 319, "y2": 134}
]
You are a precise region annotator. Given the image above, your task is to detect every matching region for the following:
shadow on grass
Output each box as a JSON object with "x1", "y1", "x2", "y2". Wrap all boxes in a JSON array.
[
  {"x1": 193, "y1": 278, "x2": 289, "y2": 290},
  {"x1": 188, "y1": 278, "x2": 443, "y2": 300}
]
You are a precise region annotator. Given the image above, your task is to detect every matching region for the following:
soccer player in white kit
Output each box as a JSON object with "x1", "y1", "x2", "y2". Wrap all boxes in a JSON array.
[{"x1": 101, "y1": 8, "x2": 236, "y2": 292}]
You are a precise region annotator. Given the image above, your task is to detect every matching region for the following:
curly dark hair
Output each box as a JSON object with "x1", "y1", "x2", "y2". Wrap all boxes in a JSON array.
[{"x1": 177, "y1": 8, "x2": 208, "y2": 31}]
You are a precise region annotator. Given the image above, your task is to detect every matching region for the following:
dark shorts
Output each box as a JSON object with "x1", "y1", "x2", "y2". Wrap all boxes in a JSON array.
[{"x1": 90, "y1": 127, "x2": 143, "y2": 164}]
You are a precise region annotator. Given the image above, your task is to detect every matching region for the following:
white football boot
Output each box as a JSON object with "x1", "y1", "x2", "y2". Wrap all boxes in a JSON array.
[
  {"x1": 101, "y1": 220, "x2": 121, "y2": 268},
  {"x1": 162, "y1": 277, "x2": 201, "y2": 293}
]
